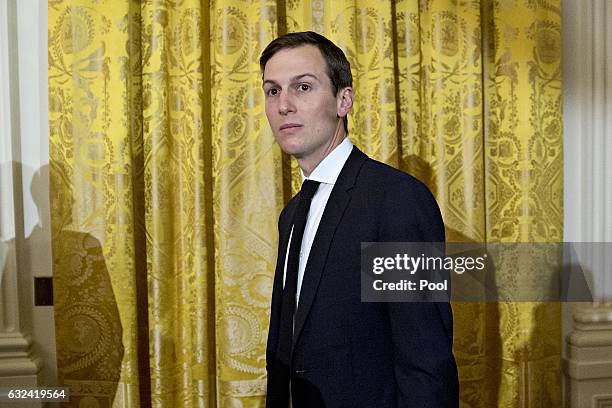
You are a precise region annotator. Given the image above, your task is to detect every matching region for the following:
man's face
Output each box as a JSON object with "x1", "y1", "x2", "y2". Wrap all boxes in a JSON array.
[{"x1": 262, "y1": 45, "x2": 343, "y2": 162}]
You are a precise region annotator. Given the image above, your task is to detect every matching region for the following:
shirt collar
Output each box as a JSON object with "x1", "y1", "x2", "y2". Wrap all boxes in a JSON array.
[{"x1": 301, "y1": 138, "x2": 354, "y2": 185}]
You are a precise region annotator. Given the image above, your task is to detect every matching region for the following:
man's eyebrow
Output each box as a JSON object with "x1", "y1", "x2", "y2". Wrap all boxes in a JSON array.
[{"x1": 262, "y1": 73, "x2": 320, "y2": 87}]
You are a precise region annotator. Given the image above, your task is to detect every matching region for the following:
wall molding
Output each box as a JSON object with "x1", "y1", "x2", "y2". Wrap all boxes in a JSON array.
[
  {"x1": 594, "y1": 395, "x2": 612, "y2": 408},
  {"x1": 563, "y1": 0, "x2": 612, "y2": 299},
  {"x1": 563, "y1": 0, "x2": 612, "y2": 406},
  {"x1": 0, "y1": 0, "x2": 42, "y2": 392}
]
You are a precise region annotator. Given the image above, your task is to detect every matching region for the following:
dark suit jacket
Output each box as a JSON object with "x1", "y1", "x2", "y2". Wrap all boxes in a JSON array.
[{"x1": 266, "y1": 146, "x2": 459, "y2": 408}]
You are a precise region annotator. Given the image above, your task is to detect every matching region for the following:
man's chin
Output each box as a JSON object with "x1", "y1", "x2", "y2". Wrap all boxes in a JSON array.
[{"x1": 277, "y1": 144, "x2": 305, "y2": 158}]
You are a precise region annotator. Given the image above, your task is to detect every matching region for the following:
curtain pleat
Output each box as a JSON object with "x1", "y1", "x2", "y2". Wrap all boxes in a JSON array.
[
  {"x1": 210, "y1": 1, "x2": 285, "y2": 405},
  {"x1": 481, "y1": 1, "x2": 563, "y2": 405}
]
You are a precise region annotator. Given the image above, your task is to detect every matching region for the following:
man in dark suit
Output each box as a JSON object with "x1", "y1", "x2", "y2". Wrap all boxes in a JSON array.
[{"x1": 261, "y1": 31, "x2": 458, "y2": 408}]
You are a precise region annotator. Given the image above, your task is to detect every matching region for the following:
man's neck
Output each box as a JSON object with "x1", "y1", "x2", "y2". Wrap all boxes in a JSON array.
[{"x1": 298, "y1": 129, "x2": 346, "y2": 177}]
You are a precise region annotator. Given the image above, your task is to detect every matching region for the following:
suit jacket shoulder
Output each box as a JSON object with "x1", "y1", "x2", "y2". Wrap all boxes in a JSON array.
[{"x1": 355, "y1": 154, "x2": 445, "y2": 243}]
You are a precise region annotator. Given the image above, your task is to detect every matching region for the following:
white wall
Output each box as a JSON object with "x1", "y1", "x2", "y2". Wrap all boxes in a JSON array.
[
  {"x1": 562, "y1": 2, "x2": 612, "y2": 406},
  {"x1": 0, "y1": 0, "x2": 56, "y2": 387},
  {"x1": 563, "y1": 0, "x2": 612, "y2": 300},
  {"x1": 16, "y1": 0, "x2": 50, "y2": 237}
]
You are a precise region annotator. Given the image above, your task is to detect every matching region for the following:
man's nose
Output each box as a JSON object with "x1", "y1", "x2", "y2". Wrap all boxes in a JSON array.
[{"x1": 278, "y1": 91, "x2": 295, "y2": 115}]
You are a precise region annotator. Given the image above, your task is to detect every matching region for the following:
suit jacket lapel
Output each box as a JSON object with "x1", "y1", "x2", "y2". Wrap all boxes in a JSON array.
[
  {"x1": 268, "y1": 199, "x2": 298, "y2": 360},
  {"x1": 292, "y1": 147, "x2": 368, "y2": 349}
]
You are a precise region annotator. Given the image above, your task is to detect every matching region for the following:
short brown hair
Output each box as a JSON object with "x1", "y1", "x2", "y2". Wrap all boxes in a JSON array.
[{"x1": 260, "y1": 31, "x2": 352, "y2": 133}]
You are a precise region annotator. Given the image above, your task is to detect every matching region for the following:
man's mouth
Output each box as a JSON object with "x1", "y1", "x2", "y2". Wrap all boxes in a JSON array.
[{"x1": 279, "y1": 123, "x2": 302, "y2": 131}]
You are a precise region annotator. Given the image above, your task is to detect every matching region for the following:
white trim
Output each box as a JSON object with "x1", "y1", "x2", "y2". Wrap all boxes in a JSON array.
[
  {"x1": 563, "y1": 0, "x2": 612, "y2": 300},
  {"x1": 0, "y1": 0, "x2": 53, "y2": 392},
  {"x1": 563, "y1": 1, "x2": 612, "y2": 406},
  {"x1": 0, "y1": 0, "x2": 16, "y2": 243}
]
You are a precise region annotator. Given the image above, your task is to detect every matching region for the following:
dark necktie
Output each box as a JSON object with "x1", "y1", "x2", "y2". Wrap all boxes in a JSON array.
[{"x1": 275, "y1": 179, "x2": 321, "y2": 397}]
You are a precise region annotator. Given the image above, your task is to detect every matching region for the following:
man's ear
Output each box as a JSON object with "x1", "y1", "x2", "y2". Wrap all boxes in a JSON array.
[{"x1": 337, "y1": 87, "x2": 354, "y2": 118}]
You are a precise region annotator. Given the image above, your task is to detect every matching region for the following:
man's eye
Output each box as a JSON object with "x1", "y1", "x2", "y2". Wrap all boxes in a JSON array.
[
  {"x1": 266, "y1": 88, "x2": 278, "y2": 96},
  {"x1": 298, "y1": 84, "x2": 311, "y2": 91}
]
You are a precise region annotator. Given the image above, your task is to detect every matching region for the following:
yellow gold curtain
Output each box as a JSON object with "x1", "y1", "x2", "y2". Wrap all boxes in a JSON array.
[{"x1": 48, "y1": 0, "x2": 562, "y2": 407}]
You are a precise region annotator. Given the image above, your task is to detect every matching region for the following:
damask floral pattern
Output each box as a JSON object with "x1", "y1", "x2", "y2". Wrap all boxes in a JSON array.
[{"x1": 49, "y1": 0, "x2": 562, "y2": 407}]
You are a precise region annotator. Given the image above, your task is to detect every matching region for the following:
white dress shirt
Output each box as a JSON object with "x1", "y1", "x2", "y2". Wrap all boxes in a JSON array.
[{"x1": 282, "y1": 137, "x2": 354, "y2": 305}]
